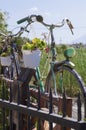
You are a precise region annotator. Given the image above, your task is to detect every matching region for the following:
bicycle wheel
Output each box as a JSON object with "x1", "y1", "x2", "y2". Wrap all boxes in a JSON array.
[{"x1": 45, "y1": 65, "x2": 86, "y2": 119}]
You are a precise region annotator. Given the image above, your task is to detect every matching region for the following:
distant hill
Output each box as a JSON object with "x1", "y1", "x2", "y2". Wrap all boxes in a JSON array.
[{"x1": 72, "y1": 34, "x2": 86, "y2": 44}]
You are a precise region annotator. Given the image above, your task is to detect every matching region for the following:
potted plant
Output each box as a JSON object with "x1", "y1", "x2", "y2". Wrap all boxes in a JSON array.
[
  {"x1": 0, "y1": 47, "x2": 11, "y2": 66},
  {"x1": 22, "y1": 38, "x2": 46, "y2": 68}
]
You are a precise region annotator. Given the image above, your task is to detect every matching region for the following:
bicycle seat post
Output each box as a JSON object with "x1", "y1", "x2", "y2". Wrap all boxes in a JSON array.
[{"x1": 50, "y1": 25, "x2": 57, "y2": 61}]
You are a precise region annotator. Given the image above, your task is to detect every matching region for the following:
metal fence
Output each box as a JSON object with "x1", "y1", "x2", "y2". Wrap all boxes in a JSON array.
[{"x1": 0, "y1": 76, "x2": 86, "y2": 130}]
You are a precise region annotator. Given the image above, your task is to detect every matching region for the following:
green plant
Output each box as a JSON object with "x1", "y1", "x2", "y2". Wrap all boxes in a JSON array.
[
  {"x1": 22, "y1": 37, "x2": 46, "y2": 51},
  {"x1": 0, "y1": 47, "x2": 11, "y2": 57}
]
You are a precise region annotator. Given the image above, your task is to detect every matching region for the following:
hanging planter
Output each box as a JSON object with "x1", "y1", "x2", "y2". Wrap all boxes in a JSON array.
[
  {"x1": 22, "y1": 38, "x2": 46, "y2": 69},
  {"x1": 22, "y1": 49, "x2": 41, "y2": 68},
  {"x1": 0, "y1": 47, "x2": 11, "y2": 66},
  {"x1": 1, "y1": 55, "x2": 11, "y2": 66}
]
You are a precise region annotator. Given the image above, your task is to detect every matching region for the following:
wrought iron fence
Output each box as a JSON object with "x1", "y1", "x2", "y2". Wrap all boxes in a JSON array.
[{"x1": 0, "y1": 75, "x2": 86, "y2": 130}]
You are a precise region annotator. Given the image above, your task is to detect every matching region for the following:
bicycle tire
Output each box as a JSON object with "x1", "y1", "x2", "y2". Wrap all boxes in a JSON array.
[
  {"x1": 45, "y1": 65, "x2": 85, "y2": 96},
  {"x1": 45, "y1": 65, "x2": 86, "y2": 119}
]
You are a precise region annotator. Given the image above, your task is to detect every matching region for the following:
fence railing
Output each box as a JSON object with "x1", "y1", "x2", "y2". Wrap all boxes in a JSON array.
[{"x1": 0, "y1": 76, "x2": 86, "y2": 130}]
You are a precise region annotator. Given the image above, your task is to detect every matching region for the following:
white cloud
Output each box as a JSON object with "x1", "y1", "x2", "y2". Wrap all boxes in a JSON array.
[
  {"x1": 44, "y1": 12, "x2": 51, "y2": 17},
  {"x1": 29, "y1": 7, "x2": 39, "y2": 13}
]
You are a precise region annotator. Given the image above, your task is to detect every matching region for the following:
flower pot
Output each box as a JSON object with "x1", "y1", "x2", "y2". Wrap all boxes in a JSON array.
[
  {"x1": 1, "y1": 56, "x2": 11, "y2": 66},
  {"x1": 22, "y1": 49, "x2": 41, "y2": 68}
]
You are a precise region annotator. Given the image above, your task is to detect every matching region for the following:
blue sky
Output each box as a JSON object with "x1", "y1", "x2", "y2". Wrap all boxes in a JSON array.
[{"x1": 0, "y1": 0, "x2": 86, "y2": 44}]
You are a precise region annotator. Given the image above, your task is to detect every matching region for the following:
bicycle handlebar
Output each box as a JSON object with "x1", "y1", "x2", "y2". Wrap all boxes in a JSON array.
[
  {"x1": 17, "y1": 14, "x2": 74, "y2": 34},
  {"x1": 17, "y1": 16, "x2": 29, "y2": 24},
  {"x1": 17, "y1": 15, "x2": 65, "y2": 27},
  {"x1": 0, "y1": 14, "x2": 74, "y2": 43},
  {"x1": 17, "y1": 14, "x2": 37, "y2": 24},
  {"x1": 0, "y1": 25, "x2": 29, "y2": 39}
]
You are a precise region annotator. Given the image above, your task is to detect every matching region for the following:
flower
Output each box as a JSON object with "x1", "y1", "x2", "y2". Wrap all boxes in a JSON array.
[{"x1": 22, "y1": 38, "x2": 46, "y2": 51}]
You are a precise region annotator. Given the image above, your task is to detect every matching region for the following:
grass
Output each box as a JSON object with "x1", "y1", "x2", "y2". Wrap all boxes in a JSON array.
[
  {"x1": 57, "y1": 45, "x2": 86, "y2": 85},
  {"x1": 39, "y1": 45, "x2": 86, "y2": 97},
  {"x1": 71, "y1": 46, "x2": 86, "y2": 84},
  {"x1": 40, "y1": 45, "x2": 86, "y2": 84}
]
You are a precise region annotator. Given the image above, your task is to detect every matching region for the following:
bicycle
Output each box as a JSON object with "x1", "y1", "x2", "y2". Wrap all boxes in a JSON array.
[
  {"x1": 17, "y1": 15, "x2": 86, "y2": 127},
  {"x1": 0, "y1": 26, "x2": 39, "y2": 130},
  {"x1": 16, "y1": 15, "x2": 86, "y2": 97},
  {"x1": 0, "y1": 28, "x2": 24, "y2": 82},
  {"x1": 17, "y1": 15, "x2": 86, "y2": 126}
]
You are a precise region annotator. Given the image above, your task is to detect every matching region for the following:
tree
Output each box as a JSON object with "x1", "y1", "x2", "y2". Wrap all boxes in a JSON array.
[{"x1": 0, "y1": 10, "x2": 8, "y2": 32}]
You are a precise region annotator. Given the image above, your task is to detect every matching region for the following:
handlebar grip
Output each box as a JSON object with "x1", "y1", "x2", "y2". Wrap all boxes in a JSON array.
[{"x1": 17, "y1": 16, "x2": 29, "y2": 24}]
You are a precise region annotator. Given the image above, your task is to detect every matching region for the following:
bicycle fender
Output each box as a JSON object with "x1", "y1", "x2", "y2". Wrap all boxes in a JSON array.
[
  {"x1": 64, "y1": 60, "x2": 75, "y2": 68},
  {"x1": 53, "y1": 60, "x2": 75, "y2": 71}
]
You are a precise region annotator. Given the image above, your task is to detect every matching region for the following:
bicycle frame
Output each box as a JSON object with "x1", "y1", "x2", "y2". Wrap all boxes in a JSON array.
[
  {"x1": 29, "y1": 26, "x2": 57, "y2": 94},
  {"x1": 16, "y1": 15, "x2": 74, "y2": 95},
  {"x1": 33, "y1": 24, "x2": 62, "y2": 94}
]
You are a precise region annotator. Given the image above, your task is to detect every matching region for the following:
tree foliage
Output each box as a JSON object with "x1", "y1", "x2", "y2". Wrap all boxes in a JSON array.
[{"x1": 0, "y1": 10, "x2": 8, "y2": 32}]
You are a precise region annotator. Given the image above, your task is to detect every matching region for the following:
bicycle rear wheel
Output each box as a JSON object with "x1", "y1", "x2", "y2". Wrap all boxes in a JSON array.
[
  {"x1": 45, "y1": 65, "x2": 86, "y2": 119},
  {"x1": 45, "y1": 65, "x2": 85, "y2": 97}
]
